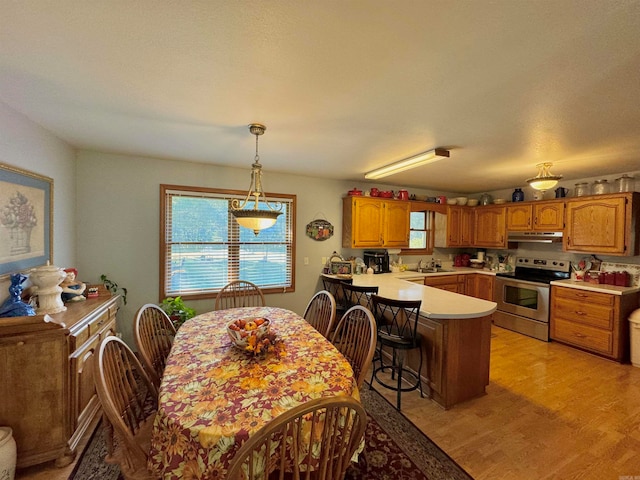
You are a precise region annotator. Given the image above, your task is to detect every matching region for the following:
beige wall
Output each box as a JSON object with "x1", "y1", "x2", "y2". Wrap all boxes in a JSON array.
[{"x1": 0, "y1": 101, "x2": 77, "y2": 299}]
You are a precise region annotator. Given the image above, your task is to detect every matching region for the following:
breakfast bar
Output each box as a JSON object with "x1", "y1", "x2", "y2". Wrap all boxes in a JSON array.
[{"x1": 328, "y1": 273, "x2": 497, "y2": 409}]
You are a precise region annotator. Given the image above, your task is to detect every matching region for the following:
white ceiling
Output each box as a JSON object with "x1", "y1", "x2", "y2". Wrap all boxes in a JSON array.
[{"x1": 1, "y1": 1, "x2": 639, "y2": 194}]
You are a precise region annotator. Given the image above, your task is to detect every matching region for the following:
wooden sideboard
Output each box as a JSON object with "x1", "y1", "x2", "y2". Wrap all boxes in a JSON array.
[{"x1": 0, "y1": 294, "x2": 119, "y2": 468}]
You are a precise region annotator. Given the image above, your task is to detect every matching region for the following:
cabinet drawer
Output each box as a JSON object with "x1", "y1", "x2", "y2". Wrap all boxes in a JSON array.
[
  {"x1": 425, "y1": 275, "x2": 464, "y2": 286},
  {"x1": 552, "y1": 317, "x2": 613, "y2": 356},
  {"x1": 88, "y1": 310, "x2": 111, "y2": 336},
  {"x1": 553, "y1": 298, "x2": 614, "y2": 330},
  {"x1": 553, "y1": 287, "x2": 614, "y2": 306}
]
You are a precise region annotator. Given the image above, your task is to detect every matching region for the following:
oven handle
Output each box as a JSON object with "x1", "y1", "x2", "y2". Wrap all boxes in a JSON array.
[{"x1": 494, "y1": 277, "x2": 551, "y2": 289}]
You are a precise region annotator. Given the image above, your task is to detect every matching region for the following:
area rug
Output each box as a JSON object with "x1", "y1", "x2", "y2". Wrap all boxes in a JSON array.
[{"x1": 69, "y1": 387, "x2": 473, "y2": 480}]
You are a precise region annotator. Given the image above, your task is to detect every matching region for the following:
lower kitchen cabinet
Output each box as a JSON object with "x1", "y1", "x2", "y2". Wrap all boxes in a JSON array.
[
  {"x1": 550, "y1": 286, "x2": 637, "y2": 362},
  {"x1": 0, "y1": 294, "x2": 119, "y2": 468},
  {"x1": 425, "y1": 274, "x2": 466, "y2": 293},
  {"x1": 464, "y1": 273, "x2": 494, "y2": 302}
]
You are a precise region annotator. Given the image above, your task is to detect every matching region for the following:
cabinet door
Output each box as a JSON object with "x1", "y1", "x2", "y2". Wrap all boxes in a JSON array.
[
  {"x1": 416, "y1": 317, "x2": 444, "y2": 396},
  {"x1": 564, "y1": 197, "x2": 627, "y2": 254},
  {"x1": 446, "y1": 206, "x2": 463, "y2": 246},
  {"x1": 0, "y1": 333, "x2": 68, "y2": 467},
  {"x1": 460, "y1": 208, "x2": 474, "y2": 246},
  {"x1": 464, "y1": 274, "x2": 494, "y2": 302},
  {"x1": 383, "y1": 201, "x2": 410, "y2": 247},
  {"x1": 352, "y1": 198, "x2": 384, "y2": 248},
  {"x1": 474, "y1": 206, "x2": 507, "y2": 248},
  {"x1": 506, "y1": 205, "x2": 532, "y2": 230},
  {"x1": 533, "y1": 202, "x2": 564, "y2": 230},
  {"x1": 69, "y1": 335, "x2": 100, "y2": 436}
]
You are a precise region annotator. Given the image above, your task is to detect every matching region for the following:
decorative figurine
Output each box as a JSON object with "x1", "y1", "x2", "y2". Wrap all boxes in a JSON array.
[
  {"x1": 0, "y1": 273, "x2": 36, "y2": 317},
  {"x1": 60, "y1": 268, "x2": 87, "y2": 303}
]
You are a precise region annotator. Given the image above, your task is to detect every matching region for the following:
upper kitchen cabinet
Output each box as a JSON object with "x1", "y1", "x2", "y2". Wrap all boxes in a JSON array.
[
  {"x1": 506, "y1": 201, "x2": 565, "y2": 231},
  {"x1": 474, "y1": 205, "x2": 507, "y2": 248},
  {"x1": 342, "y1": 197, "x2": 410, "y2": 248},
  {"x1": 434, "y1": 205, "x2": 473, "y2": 248},
  {"x1": 564, "y1": 192, "x2": 639, "y2": 256}
]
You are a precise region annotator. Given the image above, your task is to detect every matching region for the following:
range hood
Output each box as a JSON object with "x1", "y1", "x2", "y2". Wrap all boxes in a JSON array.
[{"x1": 507, "y1": 231, "x2": 563, "y2": 243}]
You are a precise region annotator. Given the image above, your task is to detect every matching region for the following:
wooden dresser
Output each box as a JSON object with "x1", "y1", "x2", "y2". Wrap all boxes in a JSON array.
[{"x1": 0, "y1": 294, "x2": 119, "y2": 468}]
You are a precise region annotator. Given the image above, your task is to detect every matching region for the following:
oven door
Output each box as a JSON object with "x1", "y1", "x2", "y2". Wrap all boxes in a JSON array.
[{"x1": 494, "y1": 277, "x2": 550, "y2": 323}]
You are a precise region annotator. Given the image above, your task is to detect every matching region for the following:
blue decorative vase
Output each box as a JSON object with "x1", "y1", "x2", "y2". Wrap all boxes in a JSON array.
[
  {"x1": 0, "y1": 273, "x2": 36, "y2": 317},
  {"x1": 512, "y1": 188, "x2": 524, "y2": 202}
]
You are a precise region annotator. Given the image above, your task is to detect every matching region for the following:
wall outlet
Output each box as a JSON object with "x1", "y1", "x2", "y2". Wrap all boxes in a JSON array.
[
  {"x1": 304, "y1": 257, "x2": 309, "y2": 265},
  {"x1": 321, "y1": 257, "x2": 327, "y2": 265}
]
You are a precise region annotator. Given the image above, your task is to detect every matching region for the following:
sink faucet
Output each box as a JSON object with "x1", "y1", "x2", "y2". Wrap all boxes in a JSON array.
[{"x1": 417, "y1": 259, "x2": 424, "y2": 272}]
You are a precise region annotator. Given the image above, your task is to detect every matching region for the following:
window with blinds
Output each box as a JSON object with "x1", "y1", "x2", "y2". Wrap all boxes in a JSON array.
[{"x1": 160, "y1": 185, "x2": 296, "y2": 299}]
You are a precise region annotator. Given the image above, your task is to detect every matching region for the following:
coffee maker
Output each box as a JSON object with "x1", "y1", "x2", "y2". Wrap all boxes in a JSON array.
[{"x1": 364, "y1": 251, "x2": 390, "y2": 274}]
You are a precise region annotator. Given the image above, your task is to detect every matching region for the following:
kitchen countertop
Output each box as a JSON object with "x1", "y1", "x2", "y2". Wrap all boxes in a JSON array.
[
  {"x1": 324, "y1": 272, "x2": 497, "y2": 319},
  {"x1": 550, "y1": 279, "x2": 640, "y2": 295},
  {"x1": 392, "y1": 267, "x2": 496, "y2": 280}
]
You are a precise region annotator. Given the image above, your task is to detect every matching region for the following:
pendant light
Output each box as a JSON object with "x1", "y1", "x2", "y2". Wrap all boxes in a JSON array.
[
  {"x1": 526, "y1": 162, "x2": 562, "y2": 191},
  {"x1": 231, "y1": 124, "x2": 282, "y2": 235}
]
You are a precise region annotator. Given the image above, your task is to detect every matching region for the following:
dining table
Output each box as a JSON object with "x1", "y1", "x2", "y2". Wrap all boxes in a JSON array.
[{"x1": 147, "y1": 306, "x2": 359, "y2": 479}]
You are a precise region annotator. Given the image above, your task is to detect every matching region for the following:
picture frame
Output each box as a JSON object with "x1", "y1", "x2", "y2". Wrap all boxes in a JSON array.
[
  {"x1": 0, "y1": 164, "x2": 53, "y2": 277},
  {"x1": 330, "y1": 260, "x2": 352, "y2": 276}
]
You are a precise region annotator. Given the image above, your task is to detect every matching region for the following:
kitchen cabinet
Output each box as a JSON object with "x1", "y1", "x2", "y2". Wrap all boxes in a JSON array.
[
  {"x1": 564, "y1": 192, "x2": 639, "y2": 256},
  {"x1": 550, "y1": 286, "x2": 637, "y2": 362},
  {"x1": 447, "y1": 206, "x2": 474, "y2": 247},
  {"x1": 506, "y1": 200, "x2": 565, "y2": 231},
  {"x1": 464, "y1": 273, "x2": 494, "y2": 302},
  {"x1": 342, "y1": 196, "x2": 410, "y2": 248},
  {"x1": 474, "y1": 205, "x2": 507, "y2": 248},
  {"x1": 434, "y1": 206, "x2": 473, "y2": 248},
  {"x1": 425, "y1": 274, "x2": 466, "y2": 294},
  {"x1": 0, "y1": 294, "x2": 119, "y2": 468}
]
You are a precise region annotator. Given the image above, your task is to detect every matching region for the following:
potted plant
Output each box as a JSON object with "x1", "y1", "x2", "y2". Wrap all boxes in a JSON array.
[
  {"x1": 160, "y1": 296, "x2": 196, "y2": 329},
  {"x1": 100, "y1": 274, "x2": 128, "y2": 304}
]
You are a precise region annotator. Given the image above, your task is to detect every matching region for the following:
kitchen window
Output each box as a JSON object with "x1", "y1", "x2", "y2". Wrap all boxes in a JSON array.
[
  {"x1": 160, "y1": 185, "x2": 296, "y2": 299},
  {"x1": 401, "y1": 206, "x2": 434, "y2": 255}
]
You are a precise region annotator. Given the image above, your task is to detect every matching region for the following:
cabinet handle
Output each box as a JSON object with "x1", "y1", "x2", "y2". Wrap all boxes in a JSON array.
[
  {"x1": 575, "y1": 310, "x2": 586, "y2": 316},
  {"x1": 575, "y1": 293, "x2": 588, "y2": 298},
  {"x1": 534, "y1": 217, "x2": 537, "y2": 225}
]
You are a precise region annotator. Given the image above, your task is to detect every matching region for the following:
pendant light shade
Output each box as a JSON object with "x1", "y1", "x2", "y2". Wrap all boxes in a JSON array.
[
  {"x1": 526, "y1": 162, "x2": 562, "y2": 191},
  {"x1": 231, "y1": 124, "x2": 282, "y2": 235}
]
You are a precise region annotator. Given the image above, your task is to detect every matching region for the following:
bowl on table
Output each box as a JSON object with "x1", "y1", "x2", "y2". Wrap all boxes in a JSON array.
[{"x1": 227, "y1": 317, "x2": 273, "y2": 353}]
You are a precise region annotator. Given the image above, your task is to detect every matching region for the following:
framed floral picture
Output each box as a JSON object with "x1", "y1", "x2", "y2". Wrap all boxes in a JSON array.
[{"x1": 0, "y1": 164, "x2": 53, "y2": 277}]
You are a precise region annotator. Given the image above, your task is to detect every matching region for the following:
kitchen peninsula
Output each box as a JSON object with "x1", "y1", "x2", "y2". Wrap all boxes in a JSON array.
[{"x1": 325, "y1": 272, "x2": 497, "y2": 409}]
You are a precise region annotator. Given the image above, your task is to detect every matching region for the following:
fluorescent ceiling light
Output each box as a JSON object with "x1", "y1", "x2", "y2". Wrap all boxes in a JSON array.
[{"x1": 364, "y1": 148, "x2": 450, "y2": 180}]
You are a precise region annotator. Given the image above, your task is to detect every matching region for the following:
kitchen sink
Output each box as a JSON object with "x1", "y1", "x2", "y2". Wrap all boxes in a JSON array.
[{"x1": 406, "y1": 268, "x2": 454, "y2": 274}]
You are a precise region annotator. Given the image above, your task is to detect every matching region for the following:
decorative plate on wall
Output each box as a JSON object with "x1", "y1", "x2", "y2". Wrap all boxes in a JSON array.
[{"x1": 306, "y1": 219, "x2": 334, "y2": 241}]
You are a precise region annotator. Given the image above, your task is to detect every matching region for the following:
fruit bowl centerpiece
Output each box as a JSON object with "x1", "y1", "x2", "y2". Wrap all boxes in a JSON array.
[{"x1": 227, "y1": 317, "x2": 277, "y2": 355}]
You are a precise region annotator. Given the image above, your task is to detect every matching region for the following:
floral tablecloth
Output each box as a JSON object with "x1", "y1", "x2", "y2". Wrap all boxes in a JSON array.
[{"x1": 148, "y1": 306, "x2": 357, "y2": 479}]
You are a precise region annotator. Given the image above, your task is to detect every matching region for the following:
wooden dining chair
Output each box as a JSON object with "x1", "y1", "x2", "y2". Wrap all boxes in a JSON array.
[
  {"x1": 302, "y1": 290, "x2": 336, "y2": 338},
  {"x1": 226, "y1": 395, "x2": 367, "y2": 480},
  {"x1": 215, "y1": 280, "x2": 266, "y2": 310},
  {"x1": 322, "y1": 276, "x2": 352, "y2": 317},
  {"x1": 330, "y1": 305, "x2": 377, "y2": 389},
  {"x1": 133, "y1": 303, "x2": 177, "y2": 390},
  {"x1": 94, "y1": 336, "x2": 158, "y2": 480}
]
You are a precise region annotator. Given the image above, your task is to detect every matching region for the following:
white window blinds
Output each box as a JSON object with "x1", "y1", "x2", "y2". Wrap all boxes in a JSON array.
[{"x1": 161, "y1": 186, "x2": 295, "y2": 299}]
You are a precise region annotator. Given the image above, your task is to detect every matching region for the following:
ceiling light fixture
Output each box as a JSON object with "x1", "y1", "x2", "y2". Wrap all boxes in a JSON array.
[
  {"x1": 231, "y1": 123, "x2": 282, "y2": 235},
  {"x1": 364, "y1": 148, "x2": 450, "y2": 180},
  {"x1": 526, "y1": 162, "x2": 563, "y2": 191}
]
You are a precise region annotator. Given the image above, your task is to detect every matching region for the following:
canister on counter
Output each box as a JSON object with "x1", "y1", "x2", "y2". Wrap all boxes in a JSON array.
[
  {"x1": 604, "y1": 272, "x2": 616, "y2": 285},
  {"x1": 615, "y1": 271, "x2": 630, "y2": 287}
]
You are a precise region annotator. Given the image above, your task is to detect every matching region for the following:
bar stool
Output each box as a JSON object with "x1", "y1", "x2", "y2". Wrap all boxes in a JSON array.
[
  {"x1": 369, "y1": 295, "x2": 424, "y2": 410},
  {"x1": 341, "y1": 283, "x2": 378, "y2": 310},
  {"x1": 322, "y1": 276, "x2": 352, "y2": 317}
]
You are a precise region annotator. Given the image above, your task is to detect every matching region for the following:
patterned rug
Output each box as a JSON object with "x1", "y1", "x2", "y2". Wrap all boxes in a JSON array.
[{"x1": 68, "y1": 386, "x2": 473, "y2": 480}]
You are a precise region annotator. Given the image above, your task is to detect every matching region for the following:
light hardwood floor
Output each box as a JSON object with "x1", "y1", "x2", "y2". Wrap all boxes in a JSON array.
[{"x1": 17, "y1": 324, "x2": 640, "y2": 480}]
